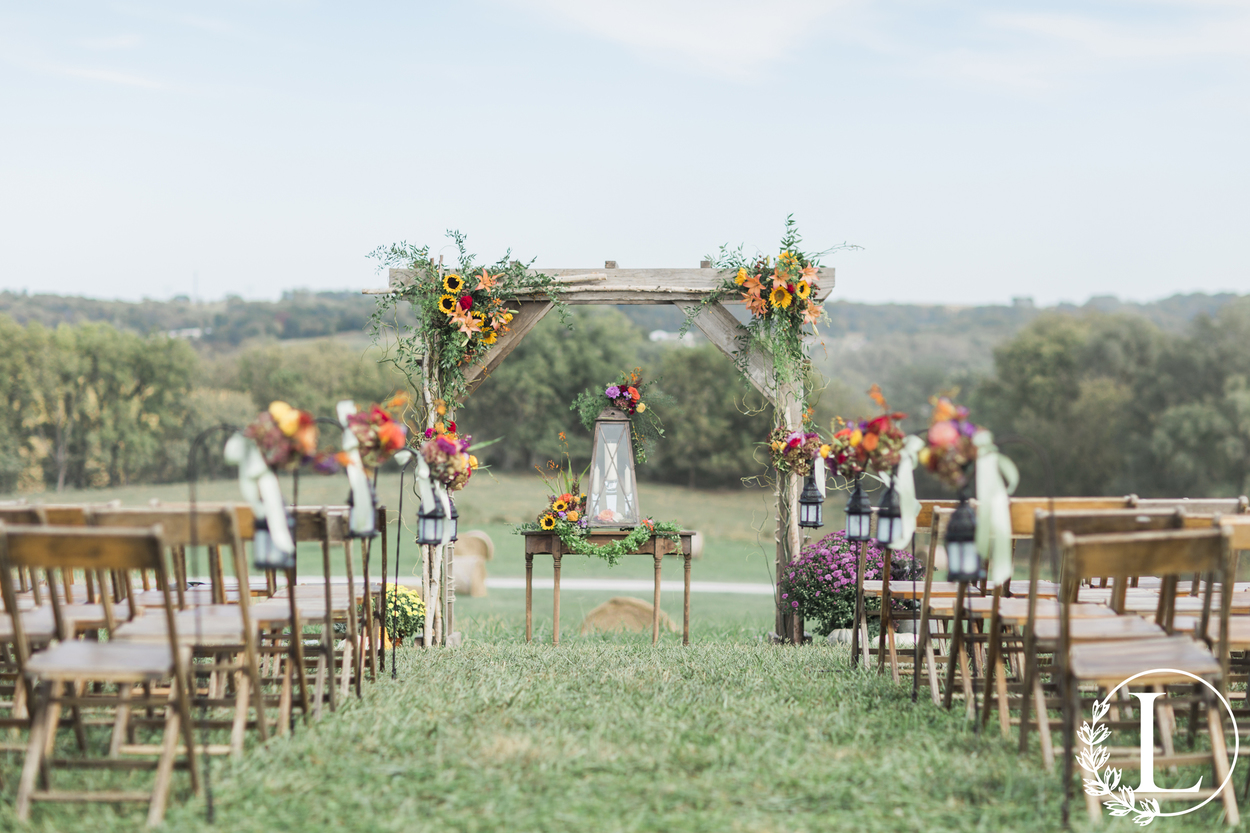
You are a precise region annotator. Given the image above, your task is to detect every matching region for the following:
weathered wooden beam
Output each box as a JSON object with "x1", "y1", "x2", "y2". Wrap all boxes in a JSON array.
[
  {"x1": 367, "y1": 267, "x2": 834, "y2": 304},
  {"x1": 672, "y1": 300, "x2": 775, "y2": 401},
  {"x1": 462, "y1": 301, "x2": 554, "y2": 395}
]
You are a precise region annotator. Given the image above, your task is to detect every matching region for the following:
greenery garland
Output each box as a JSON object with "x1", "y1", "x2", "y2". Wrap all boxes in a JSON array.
[
  {"x1": 367, "y1": 230, "x2": 569, "y2": 423},
  {"x1": 678, "y1": 215, "x2": 856, "y2": 401},
  {"x1": 518, "y1": 517, "x2": 682, "y2": 567}
]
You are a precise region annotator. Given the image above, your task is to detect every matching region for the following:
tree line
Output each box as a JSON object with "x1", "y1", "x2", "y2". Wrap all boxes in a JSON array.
[{"x1": 4, "y1": 297, "x2": 1250, "y2": 498}]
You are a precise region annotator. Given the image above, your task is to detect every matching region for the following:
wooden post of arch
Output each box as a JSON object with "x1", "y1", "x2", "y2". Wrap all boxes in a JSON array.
[{"x1": 369, "y1": 263, "x2": 833, "y2": 645}]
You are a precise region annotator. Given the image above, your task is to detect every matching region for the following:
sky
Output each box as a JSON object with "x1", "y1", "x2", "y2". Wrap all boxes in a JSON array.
[{"x1": 1, "y1": 1, "x2": 1247, "y2": 306}]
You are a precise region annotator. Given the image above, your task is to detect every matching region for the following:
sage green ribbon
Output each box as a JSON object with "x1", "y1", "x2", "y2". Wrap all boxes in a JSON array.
[
  {"x1": 973, "y1": 429, "x2": 1019, "y2": 585},
  {"x1": 336, "y1": 400, "x2": 376, "y2": 537},
  {"x1": 223, "y1": 433, "x2": 295, "y2": 557},
  {"x1": 888, "y1": 435, "x2": 926, "y2": 550}
]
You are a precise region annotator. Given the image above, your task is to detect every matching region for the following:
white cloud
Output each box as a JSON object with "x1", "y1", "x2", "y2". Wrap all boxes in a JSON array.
[{"x1": 505, "y1": 0, "x2": 852, "y2": 79}]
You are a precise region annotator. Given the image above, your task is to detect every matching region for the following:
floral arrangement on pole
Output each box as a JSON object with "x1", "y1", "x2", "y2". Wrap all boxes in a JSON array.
[
  {"x1": 244, "y1": 401, "x2": 320, "y2": 471},
  {"x1": 572, "y1": 369, "x2": 671, "y2": 464},
  {"x1": 780, "y1": 530, "x2": 922, "y2": 636},
  {"x1": 823, "y1": 386, "x2": 908, "y2": 483},
  {"x1": 419, "y1": 419, "x2": 478, "y2": 491},
  {"x1": 341, "y1": 396, "x2": 409, "y2": 472},
  {"x1": 918, "y1": 395, "x2": 979, "y2": 492},
  {"x1": 368, "y1": 231, "x2": 569, "y2": 421},
  {"x1": 680, "y1": 216, "x2": 854, "y2": 396},
  {"x1": 768, "y1": 427, "x2": 822, "y2": 477}
]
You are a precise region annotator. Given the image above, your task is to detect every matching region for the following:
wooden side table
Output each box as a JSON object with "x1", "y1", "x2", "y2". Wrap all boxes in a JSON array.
[{"x1": 521, "y1": 529, "x2": 697, "y2": 646}]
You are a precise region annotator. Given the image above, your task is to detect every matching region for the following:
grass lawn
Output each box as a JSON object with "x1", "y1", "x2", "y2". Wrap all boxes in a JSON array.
[{"x1": 0, "y1": 624, "x2": 1234, "y2": 832}]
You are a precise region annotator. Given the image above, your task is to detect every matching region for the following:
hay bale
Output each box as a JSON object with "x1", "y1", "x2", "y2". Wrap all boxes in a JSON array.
[
  {"x1": 580, "y1": 597, "x2": 677, "y2": 635},
  {"x1": 453, "y1": 530, "x2": 493, "y2": 597}
]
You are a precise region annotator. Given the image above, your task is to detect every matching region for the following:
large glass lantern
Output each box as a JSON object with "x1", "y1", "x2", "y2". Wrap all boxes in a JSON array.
[
  {"x1": 844, "y1": 479, "x2": 872, "y2": 541},
  {"x1": 587, "y1": 408, "x2": 639, "y2": 527},
  {"x1": 416, "y1": 498, "x2": 446, "y2": 546},
  {"x1": 875, "y1": 485, "x2": 902, "y2": 546},
  {"x1": 799, "y1": 476, "x2": 824, "y2": 528},
  {"x1": 253, "y1": 514, "x2": 296, "y2": 571},
  {"x1": 945, "y1": 498, "x2": 980, "y2": 582}
]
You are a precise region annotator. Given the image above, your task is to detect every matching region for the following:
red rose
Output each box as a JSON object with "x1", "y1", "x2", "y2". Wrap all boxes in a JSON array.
[
  {"x1": 448, "y1": 420, "x2": 457, "y2": 433},
  {"x1": 787, "y1": 284, "x2": 795, "y2": 293},
  {"x1": 459, "y1": 295, "x2": 473, "y2": 310}
]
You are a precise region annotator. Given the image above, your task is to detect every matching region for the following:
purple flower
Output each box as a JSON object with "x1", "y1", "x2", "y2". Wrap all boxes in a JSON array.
[
  {"x1": 605, "y1": 385, "x2": 621, "y2": 399},
  {"x1": 791, "y1": 601, "x2": 799, "y2": 609},
  {"x1": 781, "y1": 593, "x2": 788, "y2": 599},
  {"x1": 558, "y1": 511, "x2": 567, "y2": 519}
]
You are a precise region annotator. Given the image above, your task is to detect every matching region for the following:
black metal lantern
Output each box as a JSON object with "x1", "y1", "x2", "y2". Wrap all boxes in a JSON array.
[
  {"x1": 253, "y1": 514, "x2": 297, "y2": 571},
  {"x1": 875, "y1": 485, "x2": 902, "y2": 547},
  {"x1": 416, "y1": 497, "x2": 446, "y2": 546},
  {"x1": 798, "y1": 476, "x2": 824, "y2": 528},
  {"x1": 945, "y1": 498, "x2": 980, "y2": 582},
  {"x1": 844, "y1": 479, "x2": 873, "y2": 541},
  {"x1": 448, "y1": 497, "x2": 459, "y2": 542}
]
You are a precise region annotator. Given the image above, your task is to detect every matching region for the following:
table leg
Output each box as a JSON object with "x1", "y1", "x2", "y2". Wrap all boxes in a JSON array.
[
  {"x1": 683, "y1": 552, "x2": 691, "y2": 646},
  {"x1": 525, "y1": 553, "x2": 533, "y2": 643},
  {"x1": 552, "y1": 552, "x2": 562, "y2": 646},
  {"x1": 652, "y1": 553, "x2": 662, "y2": 646}
]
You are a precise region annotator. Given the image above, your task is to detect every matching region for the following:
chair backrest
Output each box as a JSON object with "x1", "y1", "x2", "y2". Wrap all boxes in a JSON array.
[
  {"x1": 1129, "y1": 496, "x2": 1250, "y2": 515},
  {"x1": 0, "y1": 523, "x2": 177, "y2": 653},
  {"x1": 1059, "y1": 527, "x2": 1230, "y2": 637},
  {"x1": 1008, "y1": 497, "x2": 1134, "y2": 538}
]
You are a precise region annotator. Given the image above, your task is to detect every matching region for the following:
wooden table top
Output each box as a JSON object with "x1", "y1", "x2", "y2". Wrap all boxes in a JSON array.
[{"x1": 521, "y1": 529, "x2": 696, "y2": 557}]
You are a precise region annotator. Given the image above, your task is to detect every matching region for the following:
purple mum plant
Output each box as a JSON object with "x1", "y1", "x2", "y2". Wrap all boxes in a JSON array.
[{"x1": 780, "y1": 529, "x2": 924, "y2": 636}]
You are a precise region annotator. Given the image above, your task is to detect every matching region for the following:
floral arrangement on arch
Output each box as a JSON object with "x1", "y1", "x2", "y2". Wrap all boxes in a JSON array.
[
  {"x1": 368, "y1": 231, "x2": 568, "y2": 422},
  {"x1": 779, "y1": 530, "x2": 923, "y2": 636},
  {"x1": 919, "y1": 395, "x2": 979, "y2": 491},
  {"x1": 681, "y1": 216, "x2": 853, "y2": 395},
  {"x1": 823, "y1": 385, "x2": 908, "y2": 481},
  {"x1": 420, "y1": 419, "x2": 478, "y2": 492},
  {"x1": 572, "y1": 369, "x2": 671, "y2": 464},
  {"x1": 245, "y1": 401, "x2": 320, "y2": 471},
  {"x1": 342, "y1": 395, "x2": 410, "y2": 471}
]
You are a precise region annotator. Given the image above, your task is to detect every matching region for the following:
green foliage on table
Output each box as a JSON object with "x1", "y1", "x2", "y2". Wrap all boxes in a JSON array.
[{"x1": 517, "y1": 517, "x2": 682, "y2": 567}]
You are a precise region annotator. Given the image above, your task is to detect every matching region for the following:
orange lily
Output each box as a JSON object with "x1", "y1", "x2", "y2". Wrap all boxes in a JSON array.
[
  {"x1": 451, "y1": 309, "x2": 482, "y2": 336},
  {"x1": 801, "y1": 265, "x2": 818, "y2": 281},
  {"x1": 802, "y1": 302, "x2": 822, "y2": 325},
  {"x1": 475, "y1": 267, "x2": 498, "y2": 291}
]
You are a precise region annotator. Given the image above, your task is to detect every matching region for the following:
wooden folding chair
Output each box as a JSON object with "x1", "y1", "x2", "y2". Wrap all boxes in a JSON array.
[
  {"x1": 0, "y1": 523, "x2": 199, "y2": 827},
  {"x1": 86, "y1": 506, "x2": 270, "y2": 753},
  {"x1": 1059, "y1": 526, "x2": 1238, "y2": 825},
  {"x1": 980, "y1": 508, "x2": 1191, "y2": 765}
]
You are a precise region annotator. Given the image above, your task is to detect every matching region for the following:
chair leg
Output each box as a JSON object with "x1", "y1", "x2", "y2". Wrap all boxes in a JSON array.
[
  {"x1": 339, "y1": 640, "x2": 353, "y2": 701},
  {"x1": 1034, "y1": 675, "x2": 1055, "y2": 770},
  {"x1": 1209, "y1": 704, "x2": 1239, "y2": 826},
  {"x1": 313, "y1": 653, "x2": 326, "y2": 720},
  {"x1": 109, "y1": 683, "x2": 133, "y2": 758},
  {"x1": 16, "y1": 689, "x2": 52, "y2": 821},
  {"x1": 277, "y1": 663, "x2": 292, "y2": 737},
  {"x1": 231, "y1": 670, "x2": 250, "y2": 754},
  {"x1": 147, "y1": 704, "x2": 181, "y2": 828}
]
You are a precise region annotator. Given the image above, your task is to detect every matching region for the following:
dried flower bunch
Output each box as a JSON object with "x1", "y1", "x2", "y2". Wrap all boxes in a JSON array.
[{"x1": 344, "y1": 395, "x2": 409, "y2": 470}]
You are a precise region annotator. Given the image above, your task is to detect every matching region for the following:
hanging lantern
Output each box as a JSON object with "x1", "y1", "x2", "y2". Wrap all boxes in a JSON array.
[
  {"x1": 798, "y1": 476, "x2": 824, "y2": 528},
  {"x1": 945, "y1": 498, "x2": 980, "y2": 582},
  {"x1": 875, "y1": 485, "x2": 902, "y2": 546},
  {"x1": 587, "y1": 407, "x2": 640, "y2": 527},
  {"x1": 448, "y1": 498, "x2": 459, "y2": 543},
  {"x1": 844, "y1": 479, "x2": 872, "y2": 541},
  {"x1": 253, "y1": 514, "x2": 296, "y2": 571},
  {"x1": 416, "y1": 498, "x2": 446, "y2": 546}
]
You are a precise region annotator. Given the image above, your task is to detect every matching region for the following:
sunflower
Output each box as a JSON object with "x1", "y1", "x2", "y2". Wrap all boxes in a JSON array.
[
  {"x1": 539, "y1": 514, "x2": 556, "y2": 530},
  {"x1": 769, "y1": 286, "x2": 792, "y2": 309},
  {"x1": 443, "y1": 274, "x2": 465, "y2": 293},
  {"x1": 553, "y1": 499, "x2": 568, "y2": 512},
  {"x1": 437, "y1": 295, "x2": 457, "y2": 315},
  {"x1": 795, "y1": 280, "x2": 811, "y2": 300},
  {"x1": 481, "y1": 328, "x2": 498, "y2": 345},
  {"x1": 471, "y1": 310, "x2": 485, "y2": 325}
]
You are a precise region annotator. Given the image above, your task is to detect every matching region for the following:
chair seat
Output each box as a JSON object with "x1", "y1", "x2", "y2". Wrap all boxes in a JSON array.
[
  {"x1": 863, "y1": 580, "x2": 972, "y2": 599},
  {"x1": 113, "y1": 607, "x2": 252, "y2": 646},
  {"x1": 0, "y1": 606, "x2": 59, "y2": 641},
  {"x1": 26, "y1": 640, "x2": 188, "y2": 683},
  {"x1": 1034, "y1": 616, "x2": 1166, "y2": 643},
  {"x1": 997, "y1": 600, "x2": 1116, "y2": 625},
  {"x1": 1209, "y1": 615, "x2": 1250, "y2": 648},
  {"x1": 1069, "y1": 635, "x2": 1220, "y2": 687}
]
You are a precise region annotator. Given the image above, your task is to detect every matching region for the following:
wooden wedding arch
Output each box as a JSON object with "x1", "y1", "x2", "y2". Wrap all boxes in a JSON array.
[{"x1": 366, "y1": 262, "x2": 835, "y2": 643}]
